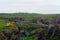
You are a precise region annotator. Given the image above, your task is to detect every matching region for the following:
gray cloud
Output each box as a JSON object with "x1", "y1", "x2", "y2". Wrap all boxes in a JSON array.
[{"x1": 0, "y1": 0, "x2": 60, "y2": 13}]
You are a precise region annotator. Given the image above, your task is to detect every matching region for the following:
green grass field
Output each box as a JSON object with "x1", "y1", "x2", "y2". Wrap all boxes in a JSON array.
[{"x1": 0, "y1": 13, "x2": 58, "y2": 17}]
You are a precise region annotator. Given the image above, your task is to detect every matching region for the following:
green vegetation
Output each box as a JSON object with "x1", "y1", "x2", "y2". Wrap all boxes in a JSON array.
[{"x1": 0, "y1": 13, "x2": 59, "y2": 40}]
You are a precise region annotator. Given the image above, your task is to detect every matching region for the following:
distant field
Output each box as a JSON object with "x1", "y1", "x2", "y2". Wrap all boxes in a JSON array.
[{"x1": 0, "y1": 13, "x2": 58, "y2": 18}]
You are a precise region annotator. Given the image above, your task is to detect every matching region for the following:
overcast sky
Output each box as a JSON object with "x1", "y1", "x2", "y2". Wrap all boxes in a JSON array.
[{"x1": 0, "y1": 0, "x2": 60, "y2": 14}]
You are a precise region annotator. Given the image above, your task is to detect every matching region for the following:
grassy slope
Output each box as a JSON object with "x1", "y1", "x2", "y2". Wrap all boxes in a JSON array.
[
  {"x1": 0, "y1": 13, "x2": 59, "y2": 40},
  {"x1": 0, "y1": 13, "x2": 58, "y2": 31}
]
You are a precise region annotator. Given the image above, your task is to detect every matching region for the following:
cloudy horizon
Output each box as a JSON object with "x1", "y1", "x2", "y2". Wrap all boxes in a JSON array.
[{"x1": 0, "y1": 0, "x2": 60, "y2": 14}]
